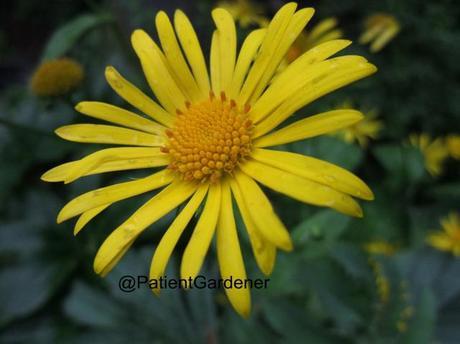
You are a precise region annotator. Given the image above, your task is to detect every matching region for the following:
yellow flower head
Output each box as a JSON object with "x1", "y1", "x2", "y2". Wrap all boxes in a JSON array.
[
  {"x1": 218, "y1": 0, "x2": 268, "y2": 28},
  {"x1": 286, "y1": 17, "x2": 342, "y2": 64},
  {"x1": 41, "y1": 4, "x2": 377, "y2": 317},
  {"x1": 409, "y1": 134, "x2": 449, "y2": 176},
  {"x1": 333, "y1": 101, "x2": 382, "y2": 147},
  {"x1": 446, "y1": 135, "x2": 460, "y2": 159},
  {"x1": 427, "y1": 212, "x2": 460, "y2": 256},
  {"x1": 359, "y1": 13, "x2": 400, "y2": 53},
  {"x1": 30, "y1": 58, "x2": 84, "y2": 97}
]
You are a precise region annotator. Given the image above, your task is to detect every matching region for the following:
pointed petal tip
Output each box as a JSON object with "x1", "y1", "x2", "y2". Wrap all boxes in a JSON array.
[
  {"x1": 363, "y1": 188, "x2": 375, "y2": 201},
  {"x1": 40, "y1": 171, "x2": 52, "y2": 182},
  {"x1": 279, "y1": 238, "x2": 294, "y2": 252},
  {"x1": 73, "y1": 222, "x2": 84, "y2": 235},
  {"x1": 234, "y1": 301, "x2": 251, "y2": 319},
  {"x1": 368, "y1": 63, "x2": 378, "y2": 73},
  {"x1": 261, "y1": 264, "x2": 274, "y2": 277},
  {"x1": 57, "y1": 209, "x2": 69, "y2": 224},
  {"x1": 355, "y1": 205, "x2": 364, "y2": 218}
]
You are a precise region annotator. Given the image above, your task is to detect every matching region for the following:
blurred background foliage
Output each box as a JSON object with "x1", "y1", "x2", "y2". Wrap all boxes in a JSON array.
[{"x1": 0, "y1": 0, "x2": 459, "y2": 343}]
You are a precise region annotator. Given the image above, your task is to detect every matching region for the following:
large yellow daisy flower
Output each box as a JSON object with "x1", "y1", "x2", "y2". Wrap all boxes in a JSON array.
[{"x1": 41, "y1": 3, "x2": 377, "y2": 317}]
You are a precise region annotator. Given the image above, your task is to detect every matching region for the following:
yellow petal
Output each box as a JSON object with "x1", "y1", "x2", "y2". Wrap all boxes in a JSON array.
[
  {"x1": 212, "y1": 8, "x2": 237, "y2": 92},
  {"x1": 229, "y1": 178, "x2": 276, "y2": 275},
  {"x1": 217, "y1": 180, "x2": 251, "y2": 318},
  {"x1": 42, "y1": 150, "x2": 168, "y2": 182},
  {"x1": 57, "y1": 169, "x2": 173, "y2": 223},
  {"x1": 254, "y1": 61, "x2": 377, "y2": 138},
  {"x1": 249, "y1": 7, "x2": 315, "y2": 104},
  {"x1": 427, "y1": 233, "x2": 453, "y2": 252},
  {"x1": 250, "y1": 41, "x2": 352, "y2": 123},
  {"x1": 94, "y1": 180, "x2": 198, "y2": 276},
  {"x1": 442, "y1": 213, "x2": 460, "y2": 236},
  {"x1": 49, "y1": 147, "x2": 167, "y2": 184},
  {"x1": 240, "y1": 160, "x2": 363, "y2": 217},
  {"x1": 181, "y1": 182, "x2": 221, "y2": 280},
  {"x1": 237, "y1": 2, "x2": 298, "y2": 105},
  {"x1": 105, "y1": 66, "x2": 174, "y2": 127},
  {"x1": 228, "y1": 29, "x2": 266, "y2": 99},
  {"x1": 155, "y1": 11, "x2": 202, "y2": 101},
  {"x1": 234, "y1": 171, "x2": 292, "y2": 251},
  {"x1": 359, "y1": 23, "x2": 384, "y2": 45},
  {"x1": 174, "y1": 10, "x2": 210, "y2": 96},
  {"x1": 254, "y1": 109, "x2": 364, "y2": 147},
  {"x1": 75, "y1": 101, "x2": 165, "y2": 135},
  {"x1": 370, "y1": 25, "x2": 400, "y2": 53},
  {"x1": 55, "y1": 124, "x2": 165, "y2": 147},
  {"x1": 251, "y1": 148, "x2": 374, "y2": 200},
  {"x1": 210, "y1": 30, "x2": 222, "y2": 94},
  {"x1": 308, "y1": 17, "x2": 339, "y2": 42},
  {"x1": 131, "y1": 29, "x2": 187, "y2": 113},
  {"x1": 311, "y1": 29, "x2": 343, "y2": 46},
  {"x1": 99, "y1": 242, "x2": 133, "y2": 277},
  {"x1": 74, "y1": 204, "x2": 110, "y2": 235},
  {"x1": 149, "y1": 184, "x2": 209, "y2": 295}
]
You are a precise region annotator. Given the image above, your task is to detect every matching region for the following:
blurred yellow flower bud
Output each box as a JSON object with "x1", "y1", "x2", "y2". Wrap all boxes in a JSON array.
[{"x1": 30, "y1": 57, "x2": 84, "y2": 97}]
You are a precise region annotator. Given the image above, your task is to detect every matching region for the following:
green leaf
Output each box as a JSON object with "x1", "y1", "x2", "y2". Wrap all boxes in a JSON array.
[
  {"x1": 261, "y1": 301, "x2": 340, "y2": 343},
  {"x1": 64, "y1": 282, "x2": 125, "y2": 327},
  {"x1": 402, "y1": 288, "x2": 436, "y2": 344},
  {"x1": 42, "y1": 14, "x2": 113, "y2": 60},
  {"x1": 0, "y1": 261, "x2": 74, "y2": 326},
  {"x1": 292, "y1": 209, "x2": 351, "y2": 246},
  {"x1": 329, "y1": 243, "x2": 372, "y2": 280},
  {"x1": 373, "y1": 144, "x2": 425, "y2": 183}
]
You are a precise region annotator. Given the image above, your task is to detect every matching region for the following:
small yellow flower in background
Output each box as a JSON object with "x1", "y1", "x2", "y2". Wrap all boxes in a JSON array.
[
  {"x1": 397, "y1": 306, "x2": 414, "y2": 332},
  {"x1": 446, "y1": 135, "x2": 460, "y2": 159},
  {"x1": 30, "y1": 58, "x2": 84, "y2": 97},
  {"x1": 427, "y1": 212, "x2": 460, "y2": 256},
  {"x1": 218, "y1": 0, "x2": 268, "y2": 28},
  {"x1": 364, "y1": 240, "x2": 397, "y2": 256},
  {"x1": 286, "y1": 17, "x2": 342, "y2": 64},
  {"x1": 359, "y1": 13, "x2": 400, "y2": 53},
  {"x1": 41, "y1": 3, "x2": 377, "y2": 317},
  {"x1": 369, "y1": 259, "x2": 390, "y2": 304},
  {"x1": 409, "y1": 134, "x2": 449, "y2": 176},
  {"x1": 332, "y1": 101, "x2": 383, "y2": 147}
]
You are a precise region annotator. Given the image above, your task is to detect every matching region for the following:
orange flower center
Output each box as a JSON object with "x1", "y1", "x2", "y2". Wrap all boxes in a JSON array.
[{"x1": 162, "y1": 92, "x2": 253, "y2": 182}]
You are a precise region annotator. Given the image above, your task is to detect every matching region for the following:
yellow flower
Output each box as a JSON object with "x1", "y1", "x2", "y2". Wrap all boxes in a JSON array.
[
  {"x1": 409, "y1": 134, "x2": 449, "y2": 176},
  {"x1": 333, "y1": 101, "x2": 382, "y2": 147},
  {"x1": 286, "y1": 17, "x2": 342, "y2": 64},
  {"x1": 359, "y1": 13, "x2": 400, "y2": 53},
  {"x1": 41, "y1": 4, "x2": 377, "y2": 317},
  {"x1": 364, "y1": 240, "x2": 397, "y2": 256},
  {"x1": 218, "y1": 0, "x2": 268, "y2": 28},
  {"x1": 446, "y1": 135, "x2": 460, "y2": 159},
  {"x1": 427, "y1": 212, "x2": 460, "y2": 256},
  {"x1": 30, "y1": 58, "x2": 84, "y2": 97}
]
